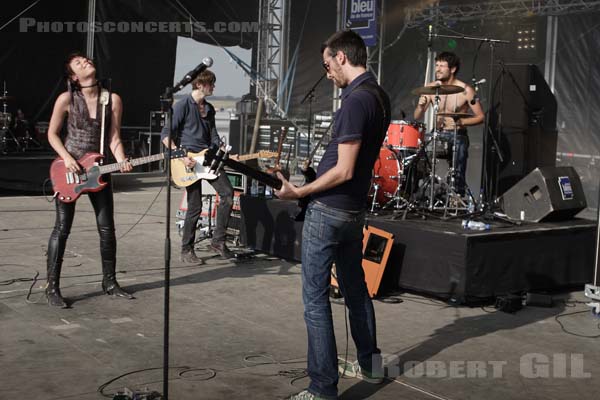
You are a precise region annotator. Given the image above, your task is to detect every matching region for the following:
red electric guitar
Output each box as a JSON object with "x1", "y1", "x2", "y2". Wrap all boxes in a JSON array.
[{"x1": 50, "y1": 149, "x2": 186, "y2": 203}]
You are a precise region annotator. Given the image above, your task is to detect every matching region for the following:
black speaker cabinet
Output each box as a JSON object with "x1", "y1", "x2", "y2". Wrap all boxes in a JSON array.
[
  {"x1": 488, "y1": 64, "x2": 558, "y2": 196},
  {"x1": 500, "y1": 166, "x2": 587, "y2": 222}
]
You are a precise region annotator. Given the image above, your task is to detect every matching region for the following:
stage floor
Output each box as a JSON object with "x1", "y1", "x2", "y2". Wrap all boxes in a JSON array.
[{"x1": 1, "y1": 186, "x2": 600, "y2": 399}]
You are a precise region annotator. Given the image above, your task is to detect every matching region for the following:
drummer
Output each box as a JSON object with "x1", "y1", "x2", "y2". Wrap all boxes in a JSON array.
[{"x1": 413, "y1": 51, "x2": 484, "y2": 196}]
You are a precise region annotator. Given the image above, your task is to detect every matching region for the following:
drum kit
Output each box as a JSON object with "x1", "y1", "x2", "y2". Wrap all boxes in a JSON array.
[
  {"x1": 369, "y1": 83, "x2": 474, "y2": 217},
  {"x1": 0, "y1": 82, "x2": 40, "y2": 154}
]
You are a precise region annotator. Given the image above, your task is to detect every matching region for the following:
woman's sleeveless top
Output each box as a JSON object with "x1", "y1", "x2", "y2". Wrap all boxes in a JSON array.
[{"x1": 64, "y1": 87, "x2": 112, "y2": 159}]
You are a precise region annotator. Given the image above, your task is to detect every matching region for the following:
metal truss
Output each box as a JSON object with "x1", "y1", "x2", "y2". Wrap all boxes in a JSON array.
[
  {"x1": 406, "y1": 0, "x2": 600, "y2": 27},
  {"x1": 256, "y1": 0, "x2": 284, "y2": 115}
]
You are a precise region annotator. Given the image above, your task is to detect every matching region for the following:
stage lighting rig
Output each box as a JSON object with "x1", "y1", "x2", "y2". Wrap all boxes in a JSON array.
[{"x1": 516, "y1": 27, "x2": 536, "y2": 51}]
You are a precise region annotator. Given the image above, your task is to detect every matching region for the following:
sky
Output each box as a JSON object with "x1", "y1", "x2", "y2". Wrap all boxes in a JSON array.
[{"x1": 173, "y1": 37, "x2": 251, "y2": 98}]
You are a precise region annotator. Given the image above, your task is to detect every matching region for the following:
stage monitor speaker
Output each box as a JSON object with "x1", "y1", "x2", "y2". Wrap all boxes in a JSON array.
[
  {"x1": 500, "y1": 166, "x2": 586, "y2": 222},
  {"x1": 488, "y1": 64, "x2": 558, "y2": 196}
]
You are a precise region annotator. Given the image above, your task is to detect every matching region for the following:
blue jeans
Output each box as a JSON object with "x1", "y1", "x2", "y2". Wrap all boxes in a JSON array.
[
  {"x1": 439, "y1": 130, "x2": 469, "y2": 195},
  {"x1": 302, "y1": 201, "x2": 380, "y2": 399}
]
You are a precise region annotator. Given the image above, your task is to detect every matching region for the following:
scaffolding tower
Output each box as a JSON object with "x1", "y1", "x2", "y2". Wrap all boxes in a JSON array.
[{"x1": 256, "y1": 0, "x2": 289, "y2": 116}]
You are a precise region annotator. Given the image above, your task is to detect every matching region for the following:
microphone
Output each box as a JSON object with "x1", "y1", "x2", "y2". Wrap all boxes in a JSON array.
[
  {"x1": 173, "y1": 57, "x2": 214, "y2": 92},
  {"x1": 472, "y1": 78, "x2": 486, "y2": 91},
  {"x1": 470, "y1": 95, "x2": 480, "y2": 105},
  {"x1": 427, "y1": 25, "x2": 433, "y2": 47}
]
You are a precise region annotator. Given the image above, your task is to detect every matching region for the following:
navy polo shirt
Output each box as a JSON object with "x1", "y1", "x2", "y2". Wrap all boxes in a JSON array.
[
  {"x1": 312, "y1": 72, "x2": 391, "y2": 211},
  {"x1": 160, "y1": 95, "x2": 219, "y2": 152}
]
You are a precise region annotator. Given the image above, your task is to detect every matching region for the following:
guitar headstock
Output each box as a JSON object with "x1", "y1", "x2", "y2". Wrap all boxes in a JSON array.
[
  {"x1": 203, "y1": 144, "x2": 231, "y2": 176},
  {"x1": 170, "y1": 148, "x2": 187, "y2": 159}
]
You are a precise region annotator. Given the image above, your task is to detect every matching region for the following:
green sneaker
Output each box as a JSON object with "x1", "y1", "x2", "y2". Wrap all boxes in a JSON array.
[
  {"x1": 288, "y1": 390, "x2": 329, "y2": 400},
  {"x1": 338, "y1": 359, "x2": 384, "y2": 384}
]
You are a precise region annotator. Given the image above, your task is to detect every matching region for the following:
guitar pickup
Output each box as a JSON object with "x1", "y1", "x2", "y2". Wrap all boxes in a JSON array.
[{"x1": 65, "y1": 172, "x2": 87, "y2": 184}]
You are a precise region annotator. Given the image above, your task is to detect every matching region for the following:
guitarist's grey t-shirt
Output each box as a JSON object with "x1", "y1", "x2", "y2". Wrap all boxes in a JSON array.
[
  {"x1": 161, "y1": 95, "x2": 220, "y2": 152},
  {"x1": 312, "y1": 72, "x2": 391, "y2": 211}
]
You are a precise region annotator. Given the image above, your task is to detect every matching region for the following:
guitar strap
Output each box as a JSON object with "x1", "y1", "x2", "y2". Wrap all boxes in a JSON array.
[
  {"x1": 99, "y1": 88, "x2": 110, "y2": 161},
  {"x1": 352, "y1": 81, "x2": 390, "y2": 144}
]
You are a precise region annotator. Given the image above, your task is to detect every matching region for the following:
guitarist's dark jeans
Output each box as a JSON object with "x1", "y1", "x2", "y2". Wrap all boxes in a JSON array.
[
  {"x1": 47, "y1": 178, "x2": 116, "y2": 277},
  {"x1": 182, "y1": 173, "x2": 233, "y2": 252}
]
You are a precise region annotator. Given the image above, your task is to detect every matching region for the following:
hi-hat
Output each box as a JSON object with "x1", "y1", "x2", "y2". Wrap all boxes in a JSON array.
[
  {"x1": 436, "y1": 112, "x2": 472, "y2": 119},
  {"x1": 411, "y1": 85, "x2": 464, "y2": 96}
]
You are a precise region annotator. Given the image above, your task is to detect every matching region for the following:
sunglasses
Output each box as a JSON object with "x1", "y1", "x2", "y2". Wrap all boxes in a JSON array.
[{"x1": 322, "y1": 61, "x2": 330, "y2": 72}]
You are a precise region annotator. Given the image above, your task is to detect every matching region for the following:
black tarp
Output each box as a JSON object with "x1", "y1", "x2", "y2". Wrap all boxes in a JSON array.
[
  {"x1": 287, "y1": 0, "x2": 338, "y2": 117},
  {"x1": 0, "y1": 1, "x2": 88, "y2": 123},
  {"x1": 0, "y1": 0, "x2": 258, "y2": 126}
]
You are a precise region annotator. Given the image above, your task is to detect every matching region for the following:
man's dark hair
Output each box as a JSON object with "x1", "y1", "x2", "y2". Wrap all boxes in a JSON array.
[
  {"x1": 435, "y1": 52, "x2": 460, "y2": 75},
  {"x1": 321, "y1": 30, "x2": 367, "y2": 67},
  {"x1": 192, "y1": 69, "x2": 216, "y2": 88}
]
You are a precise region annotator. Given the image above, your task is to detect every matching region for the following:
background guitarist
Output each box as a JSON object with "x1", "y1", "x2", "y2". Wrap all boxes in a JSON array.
[
  {"x1": 161, "y1": 69, "x2": 234, "y2": 262},
  {"x1": 45, "y1": 52, "x2": 133, "y2": 308}
]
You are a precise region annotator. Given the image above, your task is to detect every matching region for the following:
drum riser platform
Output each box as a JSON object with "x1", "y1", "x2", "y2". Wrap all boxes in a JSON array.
[{"x1": 240, "y1": 195, "x2": 595, "y2": 303}]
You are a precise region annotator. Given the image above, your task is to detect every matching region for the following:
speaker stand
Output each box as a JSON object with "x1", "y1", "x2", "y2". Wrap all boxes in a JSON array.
[{"x1": 584, "y1": 177, "x2": 600, "y2": 315}]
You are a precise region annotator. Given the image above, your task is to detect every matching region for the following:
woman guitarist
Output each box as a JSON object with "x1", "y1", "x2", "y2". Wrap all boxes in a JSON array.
[{"x1": 45, "y1": 52, "x2": 133, "y2": 308}]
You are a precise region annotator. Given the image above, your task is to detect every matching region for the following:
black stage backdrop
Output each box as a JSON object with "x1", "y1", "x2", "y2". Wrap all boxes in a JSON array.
[
  {"x1": 0, "y1": 0, "x2": 258, "y2": 127},
  {"x1": 0, "y1": 1, "x2": 88, "y2": 124},
  {"x1": 287, "y1": 0, "x2": 338, "y2": 117}
]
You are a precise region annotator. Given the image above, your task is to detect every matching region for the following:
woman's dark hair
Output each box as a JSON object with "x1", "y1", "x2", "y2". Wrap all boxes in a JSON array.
[{"x1": 64, "y1": 51, "x2": 91, "y2": 89}]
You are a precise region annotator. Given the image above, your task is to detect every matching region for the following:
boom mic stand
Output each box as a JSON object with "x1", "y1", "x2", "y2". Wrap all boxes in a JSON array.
[
  {"x1": 433, "y1": 33, "x2": 509, "y2": 216},
  {"x1": 300, "y1": 73, "x2": 326, "y2": 159},
  {"x1": 159, "y1": 57, "x2": 213, "y2": 400},
  {"x1": 159, "y1": 84, "x2": 175, "y2": 400}
]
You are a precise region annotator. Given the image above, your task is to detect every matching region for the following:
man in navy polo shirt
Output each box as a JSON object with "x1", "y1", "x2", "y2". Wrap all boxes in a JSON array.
[
  {"x1": 162, "y1": 69, "x2": 234, "y2": 263},
  {"x1": 276, "y1": 30, "x2": 391, "y2": 400}
]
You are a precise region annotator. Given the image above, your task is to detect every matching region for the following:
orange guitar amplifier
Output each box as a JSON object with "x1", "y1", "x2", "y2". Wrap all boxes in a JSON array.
[{"x1": 330, "y1": 226, "x2": 394, "y2": 298}]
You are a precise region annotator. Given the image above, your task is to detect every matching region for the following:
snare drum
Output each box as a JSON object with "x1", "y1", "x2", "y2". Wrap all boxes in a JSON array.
[
  {"x1": 386, "y1": 120, "x2": 425, "y2": 150},
  {"x1": 424, "y1": 131, "x2": 452, "y2": 160}
]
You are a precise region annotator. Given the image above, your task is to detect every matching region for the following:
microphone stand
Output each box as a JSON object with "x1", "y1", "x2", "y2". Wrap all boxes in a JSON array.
[
  {"x1": 300, "y1": 73, "x2": 326, "y2": 158},
  {"x1": 156, "y1": 58, "x2": 213, "y2": 399},
  {"x1": 434, "y1": 33, "x2": 509, "y2": 212},
  {"x1": 159, "y1": 86, "x2": 174, "y2": 400}
]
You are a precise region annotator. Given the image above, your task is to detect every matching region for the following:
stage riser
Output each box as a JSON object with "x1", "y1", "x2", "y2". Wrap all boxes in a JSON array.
[
  {"x1": 239, "y1": 196, "x2": 303, "y2": 261},
  {"x1": 368, "y1": 219, "x2": 594, "y2": 303},
  {"x1": 239, "y1": 195, "x2": 595, "y2": 303},
  {"x1": 0, "y1": 155, "x2": 53, "y2": 193}
]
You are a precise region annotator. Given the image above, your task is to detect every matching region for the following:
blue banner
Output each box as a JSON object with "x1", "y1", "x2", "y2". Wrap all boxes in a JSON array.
[{"x1": 344, "y1": 0, "x2": 379, "y2": 47}]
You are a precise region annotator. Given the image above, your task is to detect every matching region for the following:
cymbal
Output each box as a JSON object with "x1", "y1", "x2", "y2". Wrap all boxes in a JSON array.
[
  {"x1": 411, "y1": 84, "x2": 464, "y2": 96},
  {"x1": 0, "y1": 95, "x2": 15, "y2": 101},
  {"x1": 436, "y1": 112, "x2": 472, "y2": 119}
]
